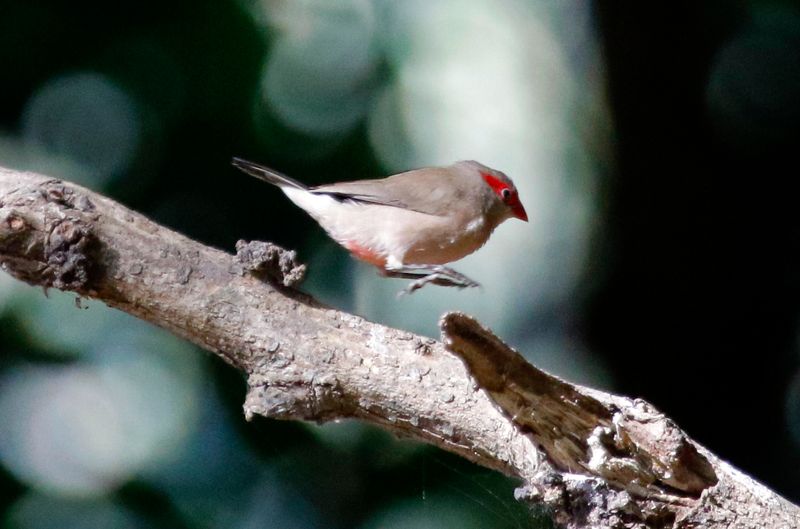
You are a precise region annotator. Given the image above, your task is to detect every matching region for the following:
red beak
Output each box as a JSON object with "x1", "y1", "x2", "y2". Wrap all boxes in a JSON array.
[{"x1": 512, "y1": 201, "x2": 528, "y2": 222}]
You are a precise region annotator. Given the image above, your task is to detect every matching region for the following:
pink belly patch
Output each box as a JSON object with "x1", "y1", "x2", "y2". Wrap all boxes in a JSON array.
[{"x1": 342, "y1": 241, "x2": 387, "y2": 268}]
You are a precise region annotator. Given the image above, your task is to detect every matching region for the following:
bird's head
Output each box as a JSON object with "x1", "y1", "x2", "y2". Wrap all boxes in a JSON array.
[{"x1": 459, "y1": 161, "x2": 527, "y2": 222}]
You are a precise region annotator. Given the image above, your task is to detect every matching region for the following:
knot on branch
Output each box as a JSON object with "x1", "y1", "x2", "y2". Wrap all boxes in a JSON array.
[
  {"x1": 39, "y1": 180, "x2": 96, "y2": 212},
  {"x1": 235, "y1": 240, "x2": 306, "y2": 287},
  {"x1": 243, "y1": 373, "x2": 349, "y2": 423},
  {"x1": 44, "y1": 217, "x2": 96, "y2": 290},
  {"x1": 0, "y1": 179, "x2": 97, "y2": 291}
]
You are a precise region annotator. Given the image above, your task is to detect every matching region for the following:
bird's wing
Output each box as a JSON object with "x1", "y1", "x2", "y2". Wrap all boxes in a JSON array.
[
  {"x1": 310, "y1": 184, "x2": 410, "y2": 209},
  {"x1": 311, "y1": 167, "x2": 464, "y2": 217}
]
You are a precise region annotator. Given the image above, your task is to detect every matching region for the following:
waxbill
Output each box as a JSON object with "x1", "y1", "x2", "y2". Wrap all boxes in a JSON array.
[{"x1": 232, "y1": 158, "x2": 527, "y2": 294}]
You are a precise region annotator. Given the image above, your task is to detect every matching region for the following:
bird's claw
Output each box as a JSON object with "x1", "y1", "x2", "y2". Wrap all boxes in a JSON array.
[
  {"x1": 397, "y1": 269, "x2": 480, "y2": 296},
  {"x1": 384, "y1": 264, "x2": 480, "y2": 296}
]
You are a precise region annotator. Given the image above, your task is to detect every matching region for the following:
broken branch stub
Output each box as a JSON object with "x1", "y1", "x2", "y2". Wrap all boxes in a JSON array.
[
  {"x1": 235, "y1": 239, "x2": 306, "y2": 287},
  {"x1": 440, "y1": 312, "x2": 717, "y2": 497}
]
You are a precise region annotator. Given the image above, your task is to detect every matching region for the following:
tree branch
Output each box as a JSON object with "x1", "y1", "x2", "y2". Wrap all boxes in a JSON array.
[{"x1": 1, "y1": 166, "x2": 798, "y2": 529}]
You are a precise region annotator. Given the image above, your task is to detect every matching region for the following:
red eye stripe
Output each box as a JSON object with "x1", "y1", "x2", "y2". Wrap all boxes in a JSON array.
[{"x1": 481, "y1": 171, "x2": 510, "y2": 198}]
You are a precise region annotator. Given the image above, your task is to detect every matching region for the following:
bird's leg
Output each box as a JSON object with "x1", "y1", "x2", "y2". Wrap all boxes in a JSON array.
[{"x1": 382, "y1": 264, "x2": 481, "y2": 295}]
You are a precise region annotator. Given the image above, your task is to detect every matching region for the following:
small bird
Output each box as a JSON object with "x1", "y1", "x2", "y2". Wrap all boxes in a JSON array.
[{"x1": 232, "y1": 157, "x2": 527, "y2": 294}]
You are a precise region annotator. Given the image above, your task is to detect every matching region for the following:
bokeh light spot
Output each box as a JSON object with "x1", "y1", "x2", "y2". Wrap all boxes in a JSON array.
[
  {"x1": 0, "y1": 293, "x2": 204, "y2": 497},
  {"x1": 256, "y1": 0, "x2": 380, "y2": 137},
  {"x1": 354, "y1": 0, "x2": 605, "y2": 374},
  {"x1": 22, "y1": 72, "x2": 142, "y2": 186}
]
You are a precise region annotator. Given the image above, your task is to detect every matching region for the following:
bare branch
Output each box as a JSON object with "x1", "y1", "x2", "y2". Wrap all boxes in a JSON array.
[{"x1": 1, "y1": 166, "x2": 798, "y2": 529}]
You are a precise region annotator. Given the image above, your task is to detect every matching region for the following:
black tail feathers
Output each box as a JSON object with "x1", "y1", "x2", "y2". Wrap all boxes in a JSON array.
[{"x1": 231, "y1": 157, "x2": 307, "y2": 190}]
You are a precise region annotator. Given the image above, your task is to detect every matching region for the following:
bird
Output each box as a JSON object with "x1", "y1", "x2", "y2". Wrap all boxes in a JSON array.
[{"x1": 232, "y1": 157, "x2": 527, "y2": 294}]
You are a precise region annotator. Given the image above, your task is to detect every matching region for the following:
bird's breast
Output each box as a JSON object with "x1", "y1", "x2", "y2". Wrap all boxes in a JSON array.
[{"x1": 401, "y1": 213, "x2": 492, "y2": 265}]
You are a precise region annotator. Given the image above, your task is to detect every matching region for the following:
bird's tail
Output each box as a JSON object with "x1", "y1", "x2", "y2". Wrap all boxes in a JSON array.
[{"x1": 231, "y1": 157, "x2": 308, "y2": 190}]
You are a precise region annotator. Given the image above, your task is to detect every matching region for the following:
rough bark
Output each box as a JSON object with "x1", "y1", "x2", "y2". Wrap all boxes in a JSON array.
[{"x1": 1, "y1": 166, "x2": 798, "y2": 529}]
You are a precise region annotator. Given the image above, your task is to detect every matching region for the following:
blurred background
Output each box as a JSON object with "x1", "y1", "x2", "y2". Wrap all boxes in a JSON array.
[{"x1": 1, "y1": 0, "x2": 800, "y2": 527}]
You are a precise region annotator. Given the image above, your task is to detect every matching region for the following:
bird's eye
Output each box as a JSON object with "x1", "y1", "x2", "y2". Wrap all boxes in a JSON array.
[{"x1": 501, "y1": 188, "x2": 511, "y2": 200}]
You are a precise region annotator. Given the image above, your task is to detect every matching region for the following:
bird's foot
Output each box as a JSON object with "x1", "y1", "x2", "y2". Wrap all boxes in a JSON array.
[
  {"x1": 383, "y1": 265, "x2": 480, "y2": 296},
  {"x1": 400, "y1": 272, "x2": 479, "y2": 295}
]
